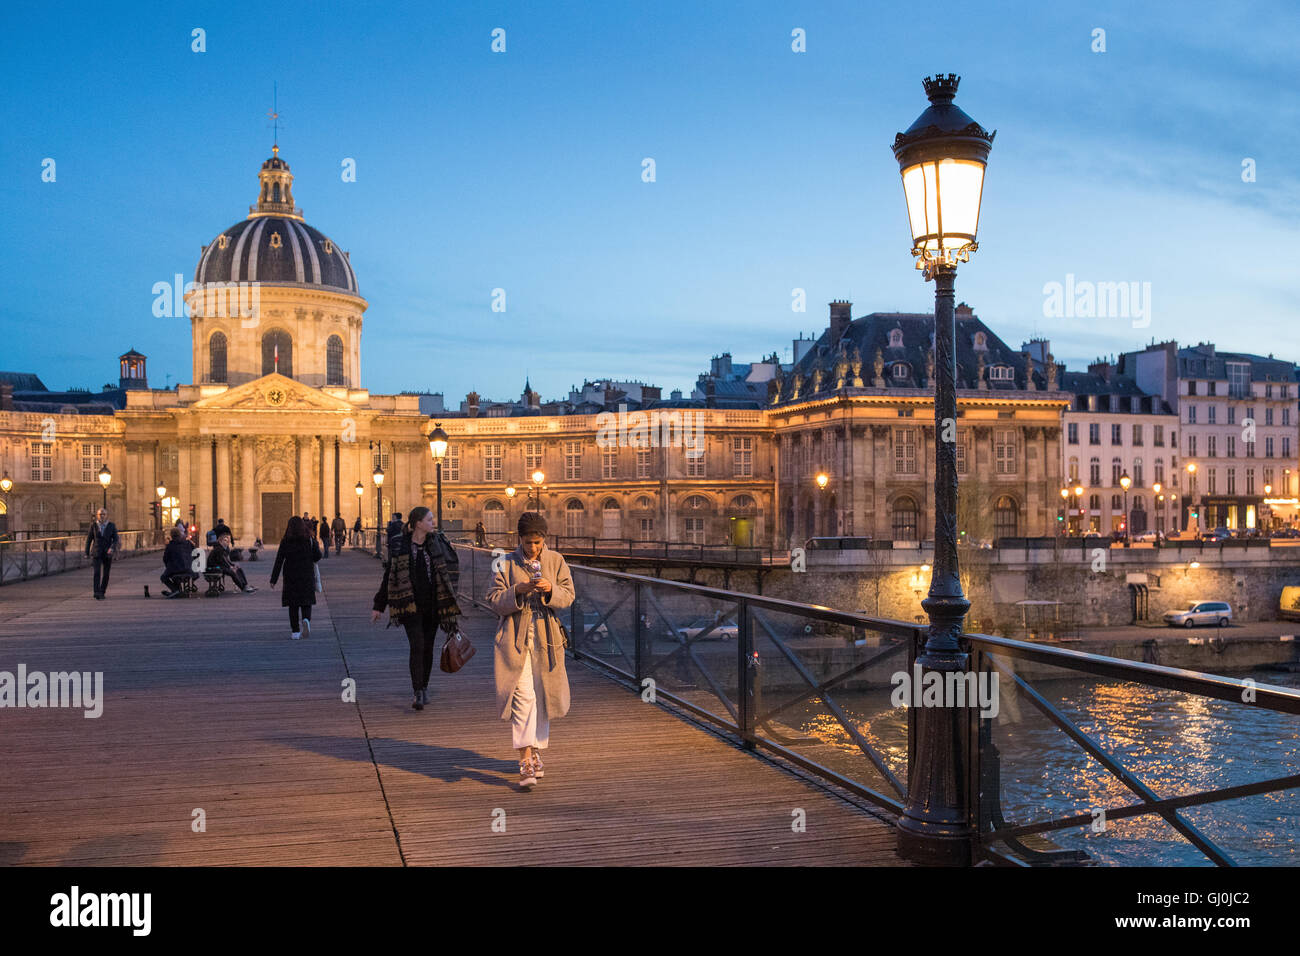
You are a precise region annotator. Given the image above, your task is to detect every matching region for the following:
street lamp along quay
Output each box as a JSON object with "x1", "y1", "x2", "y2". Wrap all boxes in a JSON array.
[
  {"x1": 428, "y1": 420, "x2": 449, "y2": 532},
  {"x1": 98, "y1": 463, "x2": 111, "y2": 510},
  {"x1": 890, "y1": 73, "x2": 994, "y2": 865},
  {"x1": 371, "y1": 441, "x2": 385, "y2": 557}
]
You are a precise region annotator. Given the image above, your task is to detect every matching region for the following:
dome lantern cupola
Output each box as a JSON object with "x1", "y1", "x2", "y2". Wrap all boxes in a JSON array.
[{"x1": 250, "y1": 145, "x2": 303, "y2": 220}]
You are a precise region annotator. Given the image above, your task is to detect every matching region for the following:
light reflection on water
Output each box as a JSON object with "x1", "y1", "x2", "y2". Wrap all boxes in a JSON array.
[{"x1": 782, "y1": 670, "x2": 1300, "y2": 866}]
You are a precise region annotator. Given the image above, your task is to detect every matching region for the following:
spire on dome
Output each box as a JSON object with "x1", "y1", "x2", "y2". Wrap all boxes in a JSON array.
[{"x1": 249, "y1": 150, "x2": 303, "y2": 220}]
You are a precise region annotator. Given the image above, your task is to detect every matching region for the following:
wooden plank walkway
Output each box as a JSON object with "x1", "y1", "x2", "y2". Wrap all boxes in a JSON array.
[{"x1": 0, "y1": 548, "x2": 905, "y2": 866}]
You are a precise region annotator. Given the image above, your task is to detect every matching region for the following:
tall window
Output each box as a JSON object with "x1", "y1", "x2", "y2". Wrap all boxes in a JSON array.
[
  {"x1": 81, "y1": 443, "x2": 104, "y2": 483},
  {"x1": 1207, "y1": 435, "x2": 1217, "y2": 458},
  {"x1": 371, "y1": 446, "x2": 390, "y2": 471},
  {"x1": 1227, "y1": 468, "x2": 1236, "y2": 495},
  {"x1": 994, "y1": 496, "x2": 1018, "y2": 538},
  {"x1": 564, "y1": 500, "x2": 585, "y2": 537},
  {"x1": 1188, "y1": 435, "x2": 1197, "y2": 457},
  {"x1": 1284, "y1": 437, "x2": 1292, "y2": 458},
  {"x1": 639, "y1": 517, "x2": 655, "y2": 541},
  {"x1": 1112, "y1": 458, "x2": 1122, "y2": 485},
  {"x1": 1089, "y1": 423, "x2": 1101, "y2": 445},
  {"x1": 209, "y1": 331, "x2": 228, "y2": 383},
  {"x1": 30, "y1": 441, "x2": 53, "y2": 482},
  {"x1": 682, "y1": 495, "x2": 709, "y2": 544},
  {"x1": 1153, "y1": 425, "x2": 1164, "y2": 446},
  {"x1": 523, "y1": 442, "x2": 542, "y2": 474},
  {"x1": 482, "y1": 500, "x2": 506, "y2": 533},
  {"x1": 732, "y1": 436, "x2": 753, "y2": 477},
  {"x1": 1154, "y1": 458, "x2": 1165, "y2": 485},
  {"x1": 564, "y1": 441, "x2": 582, "y2": 480},
  {"x1": 1111, "y1": 424, "x2": 1122, "y2": 444},
  {"x1": 1131, "y1": 423, "x2": 1143, "y2": 446},
  {"x1": 1187, "y1": 405, "x2": 1197, "y2": 424},
  {"x1": 261, "y1": 329, "x2": 293, "y2": 377},
  {"x1": 1266, "y1": 408, "x2": 1274, "y2": 426},
  {"x1": 895, "y1": 428, "x2": 917, "y2": 475},
  {"x1": 326, "y1": 335, "x2": 344, "y2": 386},
  {"x1": 1247, "y1": 469, "x2": 1255, "y2": 496},
  {"x1": 602, "y1": 449, "x2": 618, "y2": 479},
  {"x1": 955, "y1": 435, "x2": 968, "y2": 475},
  {"x1": 1227, "y1": 362, "x2": 1249, "y2": 398},
  {"x1": 445, "y1": 444, "x2": 460, "y2": 482},
  {"x1": 1207, "y1": 405, "x2": 1217, "y2": 424},
  {"x1": 1068, "y1": 457, "x2": 1079, "y2": 482},
  {"x1": 636, "y1": 449, "x2": 652, "y2": 478},
  {"x1": 1208, "y1": 469, "x2": 1217, "y2": 495},
  {"x1": 483, "y1": 443, "x2": 503, "y2": 482},
  {"x1": 1067, "y1": 423, "x2": 1078, "y2": 444},
  {"x1": 685, "y1": 446, "x2": 705, "y2": 478},
  {"x1": 1133, "y1": 458, "x2": 1143, "y2": 487},
  {"x1": 1089, "y1": 457, "x2": 1101, "y2": 486},
  {"x1": 1228, "y1": 407, "x2": 1236, "y2": 425},
  {"x1": 601, "y1": 499, "x2": 621, "y2": 539},
  {"x1": 995, "y1": 429, "x2": 1017, "y2": 475},
  {"x1": 1266, "y1": 437, "x2": 1275, "y2": 457},
  {"x1": 1227, "y1": 436, "x2": 1236, "y2": 458},
  {"x1": 891, "y1": 497, "x2": 919, "y2": 541}
]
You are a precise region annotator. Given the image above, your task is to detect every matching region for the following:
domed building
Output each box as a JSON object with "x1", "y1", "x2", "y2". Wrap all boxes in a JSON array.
[
  {"x1": 0, "y1": 148, "x2": 431, "y2": 543},
  {"x1": 187, "y1": 147, "x2": 366, "y2": 389}
]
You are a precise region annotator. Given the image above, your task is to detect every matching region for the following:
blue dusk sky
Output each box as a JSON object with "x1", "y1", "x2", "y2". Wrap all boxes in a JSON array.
[{"x1": 1, "y1": 0, "x2": 1297, "y2": 402}]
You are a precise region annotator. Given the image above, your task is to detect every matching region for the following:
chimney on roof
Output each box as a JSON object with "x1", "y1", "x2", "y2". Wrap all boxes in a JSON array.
[
  {"x1": 828, "y1": 300, "x2": 852, "y2": 343},
  {"x1": 955, "y1": 302, "x2": 974, "y2": 320},
  {"x1": 0, "y1": 383, "x2": 12, "y2": 411},
  {"x1": 1088, "y1": 359, "x2": 1112, "y2": 382},
  {"x1": 466, "y1": 390, "x2": 480, "y2": 418}
]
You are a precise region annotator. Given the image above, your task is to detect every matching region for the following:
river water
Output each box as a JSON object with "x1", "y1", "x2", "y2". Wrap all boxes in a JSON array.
[{"x1": 783, "y1": 669, "x2": 1300, "y2": 866}]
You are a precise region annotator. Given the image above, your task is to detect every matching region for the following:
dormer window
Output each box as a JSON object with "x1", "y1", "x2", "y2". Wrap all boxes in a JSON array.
[
  {"x1": 892, "y1": 363, "x2": 910, "y2": 379},
  {"x1": 888, "y1": 329, "x2": 904, "y2": 349},
  {"x1": 989, "y1": 365, "x2": 1013, "y2": 382},
  {"x1": 973, "y1": 332, "x2": 988, "y2": 351}
]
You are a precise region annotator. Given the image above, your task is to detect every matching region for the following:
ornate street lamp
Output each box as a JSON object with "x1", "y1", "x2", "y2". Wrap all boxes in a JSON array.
[
  {"x1": 428, "y1": 420, "x2": 449, "y2": 531},
  {"x1": 98, "y1": 463, "x2": 112, "y2": 509},
  {"x1": 156, "y1": 483, "x2": 167, "y2": 530},
  {"x1": 1119, "y1": 471, "x2": 1132, "y2": 545},
  {"x1": 815, "y1": 472, "x2": 831, "y2": 535},
  {"x1": 1186, "y1": 462, "x2": 1198, "y2": 533},
  {"x1": 527, "y1": 469, "x2": 546, "y2": 512},
  {"x1": 372, "y1": 443, "x2": 385, "y2": 557},
  {"x1": 891, "y1": 73, "x2": 994, "y2": 865}
]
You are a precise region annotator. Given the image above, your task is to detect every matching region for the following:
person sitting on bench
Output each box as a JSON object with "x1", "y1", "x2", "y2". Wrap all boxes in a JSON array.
[
  {"x1": 160, "y1": 526, "x2": 199, "y2": 597},
  {"x1": 210, "y1": 531, "x2": 257, "y2": 593}
]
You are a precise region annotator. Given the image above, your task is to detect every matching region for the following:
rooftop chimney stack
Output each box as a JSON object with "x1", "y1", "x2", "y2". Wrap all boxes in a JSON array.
[{"x1": 828, "y1": 300, "x2": 852, "y2": 343}]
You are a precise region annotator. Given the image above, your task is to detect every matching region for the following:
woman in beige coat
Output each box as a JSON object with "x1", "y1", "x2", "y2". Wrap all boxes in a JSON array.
[{"x1": 486, "y1": 511, "x2": 574, "y2": 790}]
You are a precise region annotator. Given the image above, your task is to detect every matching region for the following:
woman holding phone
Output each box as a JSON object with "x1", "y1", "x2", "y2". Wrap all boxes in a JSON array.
[{"x1": 486, "y1": 511, "x2": 575, "y2": 790}]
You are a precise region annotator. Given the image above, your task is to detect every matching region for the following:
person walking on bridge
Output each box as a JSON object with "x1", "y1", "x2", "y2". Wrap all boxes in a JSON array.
[
  {"x1": 371, "y1": 506, "x2": 461, "y2": 711},
  {"x1": 486, "y1": 511, "x2": 574, "y2": 791},
  {"x1": 84, "y1": 507, "x2": 119, "y2": 600},
  {"x1": 270, "y1": 515, "x2": 321, "y2": 640}
]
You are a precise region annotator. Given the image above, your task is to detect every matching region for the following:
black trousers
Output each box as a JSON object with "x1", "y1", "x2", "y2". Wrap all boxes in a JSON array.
[
  {"x1": 92, "y1": 556, "x2": 112, "y2": 595},
  {"x1": 289, "y1": 604, "x2": 312, "y2": 630},
  {"x1": 223, "y1": 566, "x2": 249, "y2": 590},
  {"x1": 321, "y1": 537, "x2": 330, "y2": 557},
  {"x1": 161, "y1": 571, "x2": 193, "y2": 592},
  {"x1": 403, "y1": 609, "x2": 438, "y2": 692}
]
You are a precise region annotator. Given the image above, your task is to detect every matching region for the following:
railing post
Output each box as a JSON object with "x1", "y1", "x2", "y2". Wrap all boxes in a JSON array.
[
  {"x1": 634, "y1": 583, "x2": 645, "y2": 683},
  {"x1": 738, "y1": 598, "x2": 756, "y2": 750}
]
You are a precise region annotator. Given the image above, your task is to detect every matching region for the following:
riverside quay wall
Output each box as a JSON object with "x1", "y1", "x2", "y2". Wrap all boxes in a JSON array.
[{"x1": 665, "y1": 541, "x2": 1300, "y2": 636}]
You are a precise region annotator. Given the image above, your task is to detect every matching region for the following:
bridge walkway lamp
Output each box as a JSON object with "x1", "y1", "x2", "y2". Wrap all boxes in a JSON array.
[
  {"x1": 98, "y1": 464, "x2": 111, "y2": 510},
  {"x1": 428, "y1": 421, "x2": 449, "y2": 532},
  {"x1": 371, "y1": 440, "x2": 385, "y2": 557},
  {"x1": 890, "y1": 72, "x2": 994, "y2": 865},
  {"x1": 1119, "y1": 471, "x2": 1132, "y2": 546},
  {"x1": 815, "y1": 472, "x2": 830, "y2": 535}
]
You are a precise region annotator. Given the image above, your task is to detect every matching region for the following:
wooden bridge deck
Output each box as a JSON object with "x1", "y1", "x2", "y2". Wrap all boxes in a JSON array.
[{"x1": 0, "y1": 549, "x2": 905, "y2": 866}]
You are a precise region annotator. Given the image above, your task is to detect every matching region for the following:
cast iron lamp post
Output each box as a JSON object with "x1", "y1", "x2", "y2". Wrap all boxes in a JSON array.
[
  {"x1": 1073, "y1": 483, "x2": 1084, "y2": 535},
  {"x1": 428, "y1": 421, "x2": 449, "y2": 531},
  {"x1": 815, "y1": 472, "x2": 830, "y2": 535},
  {"x1": 372, "y1": 445, "x2": 385, "y2": 557},
  {"x1": 157, "y1": 483, "x2": 167, "y2": 531},
  {"x1": 1, "y1": 473, "x2": 12, "y2": 536},
  {"x1": 98, "y1": 464, "x2": 111, "y2": 510},
  {"x1": 891, "y1": 73, "x2": 994, "y2": 865},
  {"x1": 1120, "y1": 471, "x2": 1132, "y2": 546},
  {"x1": 527, "y1": 469, "x2": 546, "y2": 512}
]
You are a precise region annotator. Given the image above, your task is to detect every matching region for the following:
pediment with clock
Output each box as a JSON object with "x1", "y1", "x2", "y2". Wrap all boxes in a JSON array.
[{"x1": 190, "y1": 372, "x2": 356, "y2": 412}]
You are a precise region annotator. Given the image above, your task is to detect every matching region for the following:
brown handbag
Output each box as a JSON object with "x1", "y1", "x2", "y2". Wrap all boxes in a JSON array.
[{"x1": 440, "y1": 628, "x2": 476, "y2": 673}]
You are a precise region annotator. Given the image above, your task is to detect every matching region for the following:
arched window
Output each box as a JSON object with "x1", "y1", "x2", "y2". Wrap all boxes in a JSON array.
[
  {"x1": 262, "y1": 329, "x2": 293, "y2": 377},
  {"x1": 892, "y1": 363, "x2": 909, "y2": 379},
  {"x1": 601, "y1": 498, "x2": 621, "y2": 539},
  {"x1": 1090, "y1": 457, "x2": 1101, "y2": 485},
  {"x1": 994, "y1": 496, "x2": 1018, "y2": 539},
  {"x1": 633, "y1": 495, "x2": 654, "y2": 511},
  {"x1": 731, "y1": 494, "x2": 757, "y2": 513},
  {"x1": 683, "y1": 495, "x2": 709, "y2": 544},
  {"x1": 482, "y1": 499, "x2": 506, "y2": 534},
  {"x1": 564, "y1": 499, "x2": 585, "y2": 538},
  {"x1": 891, "y1": 496, "x2": 919, "y2": 541},
  {"x1": 326, "y1": 335, "x2": 344, "y2": 386},
  {"x1": 1068, "y1": 456, "x2": 1079, "y2": 482},
  {"x1": 209, "y1": 331, "x2": 227, "y2": 383}
]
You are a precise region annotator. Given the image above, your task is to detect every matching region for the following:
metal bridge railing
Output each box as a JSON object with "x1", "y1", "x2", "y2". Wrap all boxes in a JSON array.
[
  {"x1": 0, "y1": 529, "x2": 168, "y2": 586},
  {"x1": 453, "y1": 543, "x2": 1300, "y2": 866}
]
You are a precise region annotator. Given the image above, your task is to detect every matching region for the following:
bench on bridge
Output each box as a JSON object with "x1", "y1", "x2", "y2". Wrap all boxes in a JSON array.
[{"x1": 203, "y1": 570, "x2": 226, "y2": 597}]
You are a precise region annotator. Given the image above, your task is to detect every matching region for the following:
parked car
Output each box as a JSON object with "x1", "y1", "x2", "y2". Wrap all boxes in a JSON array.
[
  {"x1": 1201, "y1": 527, "x2": 1232, "y2": 542},
  {"x1": 581, "y1": 611, "x2": 609, "y2": 642},
  {"x1": 1164, "y1": 601, "x2": 1233, "y2": 628},
  {"x1": 676, "y1": 615, "x2": 738, "y2": 641},
  {"x1": 1132, "y1": 531, "x2": 1160, "y2": 543},
  {"x1": 1270, "y1": 528, "x2": 1300, "y2": 539}
]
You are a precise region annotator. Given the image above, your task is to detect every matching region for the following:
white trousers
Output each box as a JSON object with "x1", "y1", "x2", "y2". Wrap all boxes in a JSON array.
[{"x1": 510, "y1": 619, "x2": 550, "y2": 750}]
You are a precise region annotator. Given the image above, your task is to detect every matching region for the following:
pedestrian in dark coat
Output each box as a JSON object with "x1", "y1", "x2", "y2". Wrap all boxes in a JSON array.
[
  {"x1": 319, "y1": 515, "x2": 331, "y2": 558},
  {"x1": 270, "y1": 515, "x2": 321, "y2": 640},
  {"x1": 160, "y1": 527, "x2": 197, "y2": 597},
  {"x1": 84, "y1": 507, "x2": 120, "y2": 599}
]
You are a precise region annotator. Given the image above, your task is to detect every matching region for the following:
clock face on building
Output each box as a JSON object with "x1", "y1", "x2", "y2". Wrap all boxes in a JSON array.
[{"x1": 266, "y1": 387, "x2": 287, "y2": 407}]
